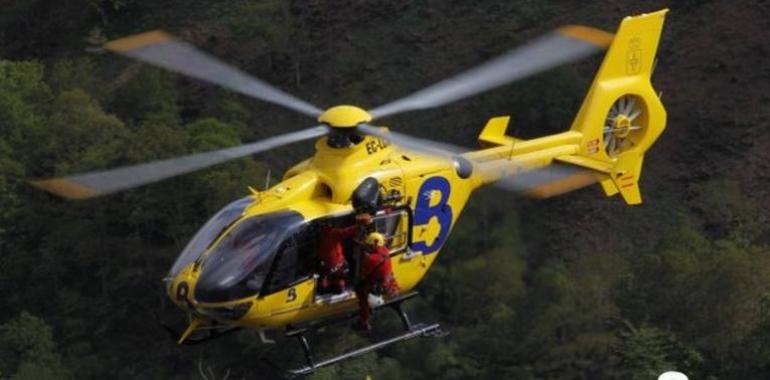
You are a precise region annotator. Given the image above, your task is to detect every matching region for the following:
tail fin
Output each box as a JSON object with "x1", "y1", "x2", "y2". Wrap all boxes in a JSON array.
[{"x1": 556, "y1": 9, "x2": 668, "y2": 205}]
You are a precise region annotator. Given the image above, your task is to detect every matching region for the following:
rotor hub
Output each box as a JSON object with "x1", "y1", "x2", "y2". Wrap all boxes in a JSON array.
[
  {"x1": 603, "y1": 95, "x2": 644, "y2": 158},
  {"x1": 612, "y1": 115, "x2": 632, "y2": 138},
  {"x1": 318, "y1": 105, "x2": 372, "y2": 128}
]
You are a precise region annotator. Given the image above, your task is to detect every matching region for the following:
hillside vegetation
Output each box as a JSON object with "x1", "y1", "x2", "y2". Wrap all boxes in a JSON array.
[{"x1": 1, "y1": 1, "x2": 768, "y2": 379}]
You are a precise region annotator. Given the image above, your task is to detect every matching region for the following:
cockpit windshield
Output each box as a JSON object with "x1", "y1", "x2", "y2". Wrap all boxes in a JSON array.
[
  {"x1": 168, "y1": 196, "x2": 253, "y2": 278},
  {"x1": 194, "y1": 210, "x2": 305, "y2": 303}
]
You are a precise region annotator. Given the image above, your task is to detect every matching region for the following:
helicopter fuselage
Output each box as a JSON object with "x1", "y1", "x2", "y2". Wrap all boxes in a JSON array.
[
  {"x1": 160, "y1": 9, "x2": 671, "y2": 333},
  {"x1": 166, "y1": 132, "x2": 480, "y2": 329}
]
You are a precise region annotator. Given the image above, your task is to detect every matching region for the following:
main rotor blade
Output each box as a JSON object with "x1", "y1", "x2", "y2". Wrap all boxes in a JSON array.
[
  {"x1": 32, "y1": 126, "x2": 329, "y2": 199},
  {"x1": 105, "y1": 31, "x2": 322, "y2": 117},
  {"x1": 488, "y1": 163, "x2": 598, "y2": 198},
  {"x1": 358, "y1": 124, "x2": 466, "y2": 157},
  {"x1": 369, "y1": 26, "x2": 613, "y2": 119}
]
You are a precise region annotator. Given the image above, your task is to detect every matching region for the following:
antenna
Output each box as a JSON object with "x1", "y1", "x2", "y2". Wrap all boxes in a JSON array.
[
  {"x1": 264, "y1": 169, "x2": 271, "y2": 190},
  {"x1": 507, "y1": 124, "x2": 520, "y2": 167},
  {"x1": 507, "y1": 138, "x2": 516, "y2": 161}
]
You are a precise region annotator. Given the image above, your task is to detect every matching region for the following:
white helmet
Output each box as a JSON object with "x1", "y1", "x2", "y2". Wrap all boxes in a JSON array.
[{"x1": 367, "y1": 293, "x2": 384, "y2": 308}]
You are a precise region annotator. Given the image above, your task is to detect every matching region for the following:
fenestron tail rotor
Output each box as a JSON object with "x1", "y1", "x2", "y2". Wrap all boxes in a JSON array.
[
  {"x1": 105, "y1": 31, "x2": 323, "y2": 117},
  {"x1": 32, "y1": 126, "x2": 329, "y2": 199},
  {"x1": 603, "y1": 95, "x2": 645, "y2": 157},
  {"x1": 369, "y1": 25, "x2": 613, "y2": 119}
]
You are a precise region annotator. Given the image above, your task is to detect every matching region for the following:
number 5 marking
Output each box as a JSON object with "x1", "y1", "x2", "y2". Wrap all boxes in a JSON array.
[
  {"x1": 411, "y1": 176, "x2": 452, "y2": 255},
  {"x1": 286, "y1": 288, "x2": 297, "y2": 303}
]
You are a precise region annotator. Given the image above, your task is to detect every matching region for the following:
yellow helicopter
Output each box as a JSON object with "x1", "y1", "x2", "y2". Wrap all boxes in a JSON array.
[{"x1": 33, "y1": 9, "x2": 668, "y2": 376}]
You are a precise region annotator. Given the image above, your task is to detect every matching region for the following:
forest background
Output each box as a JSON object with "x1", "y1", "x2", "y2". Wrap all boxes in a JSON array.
[{"x1": 1, "y1": 0, "x2": 769, "y2": 379}]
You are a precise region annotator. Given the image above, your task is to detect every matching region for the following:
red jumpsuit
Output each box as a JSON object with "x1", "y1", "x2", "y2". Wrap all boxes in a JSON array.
[
  {"x1": 355, "y1": 246, "x2": 400, "y2": 328},
  {"x1": 318, "y1": 225, "x2": 359, "y2": 292}
]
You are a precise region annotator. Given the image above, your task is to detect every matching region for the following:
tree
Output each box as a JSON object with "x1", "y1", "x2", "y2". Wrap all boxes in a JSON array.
[
  {"x1": 38, "y1": 89, "x2": 128, "y2": 176},
  {"x1": 0, "y1": 312, "x2": 70, "y2": 380},
  {"x1": 0, "y1": 60, "x2": 51, "y2": 170},
  {"x1": 612, "y1": 322, "x2": 703, "y2": 380}
]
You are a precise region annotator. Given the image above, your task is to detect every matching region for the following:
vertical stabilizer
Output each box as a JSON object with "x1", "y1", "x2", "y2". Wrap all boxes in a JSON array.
[{"x1": 559, "y1": 9, "x2": 668, "y2": 205}]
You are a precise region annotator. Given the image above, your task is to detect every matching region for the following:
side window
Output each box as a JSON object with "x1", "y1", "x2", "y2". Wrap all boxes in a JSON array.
[
  {"x1": 263, "y1": 240, "x2": 298, "y2": 294},
  {"x1": 294, "y1": 224, "x2": 318, "y2": 277},
  {"x1": 262, "y1": 225, "x2": 317, "y2": 295},
  {"x1": 372, "y1": 209, "x2": 409, "y2": 253}
]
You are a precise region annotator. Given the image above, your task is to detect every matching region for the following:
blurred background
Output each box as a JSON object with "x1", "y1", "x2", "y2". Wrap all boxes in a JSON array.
[{"x1": 0, "y1": 0, "x2": 768, "y2": 379}]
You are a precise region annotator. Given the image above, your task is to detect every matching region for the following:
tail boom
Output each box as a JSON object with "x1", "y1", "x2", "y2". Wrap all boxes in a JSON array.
[{"x1": 466, "y1": 9, "x2": 669, "y2": 204}]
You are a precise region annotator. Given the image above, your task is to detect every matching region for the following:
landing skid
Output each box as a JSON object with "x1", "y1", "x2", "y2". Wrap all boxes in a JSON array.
[{"x1": 266, "y1": 292, "x2": 448, "y2": 378}]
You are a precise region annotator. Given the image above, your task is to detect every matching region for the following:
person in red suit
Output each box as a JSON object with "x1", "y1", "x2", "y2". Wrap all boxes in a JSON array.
[
  {"x1": 317, "y1": 213, "x2": 371, "y2": 293},
  {"x1": 354, "y1": 232, "x2": 400, "y2": 331}
]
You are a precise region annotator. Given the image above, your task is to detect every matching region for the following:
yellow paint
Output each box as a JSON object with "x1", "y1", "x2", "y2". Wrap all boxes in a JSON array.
[
  {"x1": 178, "y1": 315, "x2": 206, "y2": 344},
  {"x1": 470, "y1": 9, "x2": 668, "y2": 205},
  {"x1": 566, "y1": 9, "x2": 668, "y2": 204},
  {"x1": 599, "y1": 178, "x2": 620, "y2": 196},
  {"x1": 317, "y1": 105, "x2": 372, "y2": 128},
  {"x1": 555, "y1": 155, "x2": 614, "y2": 173},
  {"x1": 168, "y1": 10, "x2": 669, "y2": 336},
  {"x1": 478, "y1": 116, "x2": 513, "y2": 147}
]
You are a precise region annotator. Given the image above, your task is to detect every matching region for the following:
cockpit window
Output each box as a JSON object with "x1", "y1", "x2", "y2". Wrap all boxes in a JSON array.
[
  {"x1": 194, "y1": 210, "x2": 304, "y2": 303},
  {"x1": 168, "y1": 196, "x2": 253, "y2": 278}
]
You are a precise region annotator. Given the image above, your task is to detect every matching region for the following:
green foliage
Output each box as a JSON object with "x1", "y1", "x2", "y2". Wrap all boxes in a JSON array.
[
  {"x1": 0, "y1": 60, "x2": 51, "y2": 155},
  {"x1": 689, "y1": 179, "x2": 765, "y2": 242},
  {"x1": 0, "y1": 61, "x2": 50, "y2": 104},
  {"x1": 0, "y1": 312, "x2": 70, "y2": 380},
  {"x1": 613, "y1": 323, "x2": 702, "y2": 380},
  {"x1": 0, "y1": 171, "x2": 20, "y2": 255},
  {"x1": 47, "y1": 58, "x2": 101, "y2": 97},
  {"x1": 41, "y1": 89, "x2": 128, "y2": 176},
  {"x1": 229, "y1": 0, "x2": 293, "y2": 51},
  {"x1": 200, "y1": 91, "x2": 252, "y2": 133},
  {"x1": 437, "y1": 250, "x2": 525, "y2": 324},
  {"x1": 185, "y1": 117, "x2": 267, "y2": 211},
  {"x1": 108, "y1": 67, "x2": 180, "y2": 126}
]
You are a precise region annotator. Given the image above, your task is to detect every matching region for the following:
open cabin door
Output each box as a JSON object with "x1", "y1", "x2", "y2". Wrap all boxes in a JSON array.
[{"x1": 311, "y1": 206, "x2": 411, "y2": 305}]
